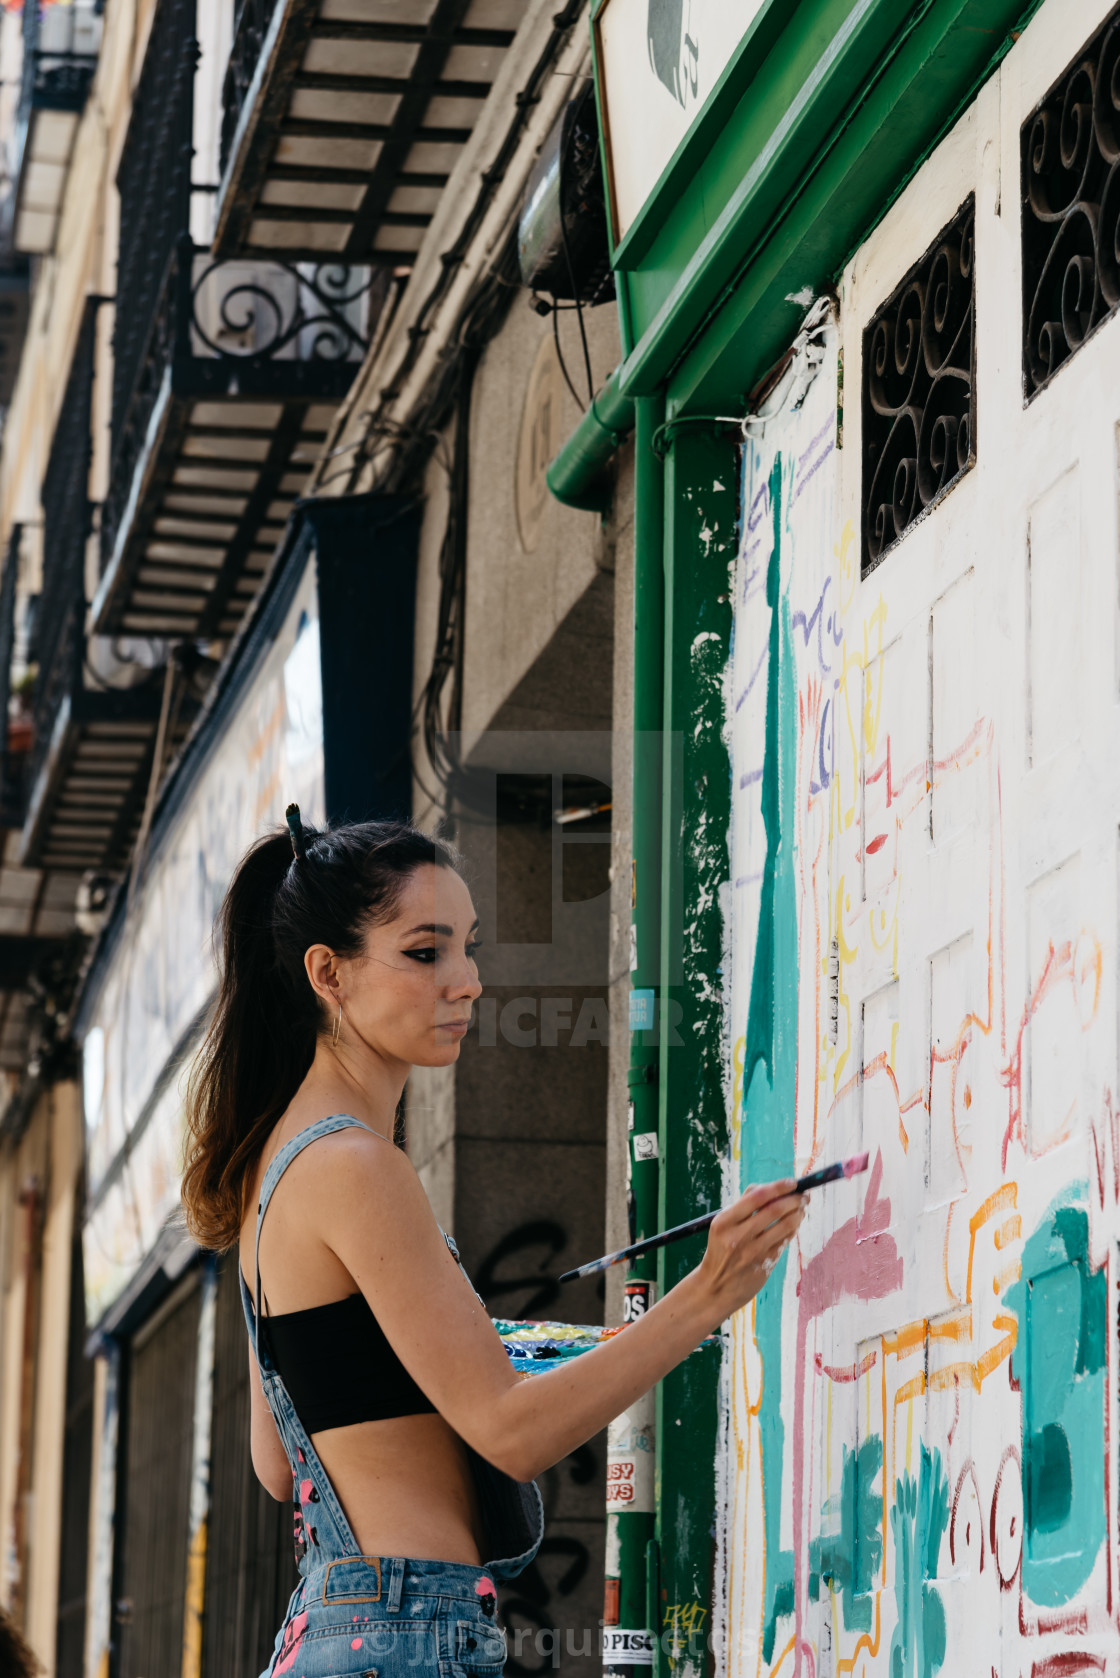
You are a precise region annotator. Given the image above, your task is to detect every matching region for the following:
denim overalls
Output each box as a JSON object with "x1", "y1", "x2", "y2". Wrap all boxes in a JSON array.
[{"x1": 240, "y1": 1115, "x2": 545, "y2": 1678}]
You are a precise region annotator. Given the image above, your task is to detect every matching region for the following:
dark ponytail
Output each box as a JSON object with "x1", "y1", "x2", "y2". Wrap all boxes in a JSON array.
[{"x1": 182, "y1": 814, "x2": 461, "y2": 1250}]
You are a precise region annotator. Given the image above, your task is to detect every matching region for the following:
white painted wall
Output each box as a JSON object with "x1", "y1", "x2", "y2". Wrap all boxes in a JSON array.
[{"x1": 720, "y1": 3, "x2": 1120, "y2": 1675}]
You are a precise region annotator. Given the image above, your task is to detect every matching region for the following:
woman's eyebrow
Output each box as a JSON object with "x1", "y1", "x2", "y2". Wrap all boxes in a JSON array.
[{"x1": 403, "y1": 919, "x2": 480, "y2": 937}]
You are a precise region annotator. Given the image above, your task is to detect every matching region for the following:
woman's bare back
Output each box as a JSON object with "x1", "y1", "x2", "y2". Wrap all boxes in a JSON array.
[{"x1": 240, "y1": 1110, "x2": 486, "y2": 1564}]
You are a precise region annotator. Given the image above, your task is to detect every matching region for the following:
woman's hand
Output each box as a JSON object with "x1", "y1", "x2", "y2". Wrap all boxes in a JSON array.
[{"x1": 691, "y1": 1179, "x2": 807, "y2": 1332}]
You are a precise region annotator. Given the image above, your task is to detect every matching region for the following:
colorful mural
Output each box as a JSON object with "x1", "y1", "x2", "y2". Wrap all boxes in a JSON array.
[{"x1": 720, "y1": 314, "x2": 1116, "y2": 1678}]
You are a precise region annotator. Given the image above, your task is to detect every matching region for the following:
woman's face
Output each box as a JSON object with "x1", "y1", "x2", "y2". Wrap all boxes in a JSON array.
[{"x1": 329, "y1": 863, "x2": 483, "y2": 1069}]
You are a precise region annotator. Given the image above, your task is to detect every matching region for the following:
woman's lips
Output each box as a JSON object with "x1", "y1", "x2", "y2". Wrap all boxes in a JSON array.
[{"x1": 437, "y1": 1018, "x2": 471, "y2": 1036}]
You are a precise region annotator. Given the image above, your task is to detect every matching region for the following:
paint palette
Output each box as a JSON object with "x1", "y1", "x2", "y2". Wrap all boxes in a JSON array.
[
  {"x1": 493, "y1": 1318, "x2": 624, "y2": 1375},
  {"x1": 493, "y1": 1316, "x2": 719, "y2": 1375}
]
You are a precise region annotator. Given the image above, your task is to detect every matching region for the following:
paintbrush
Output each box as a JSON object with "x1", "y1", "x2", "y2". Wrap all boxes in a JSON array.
[{"x1": 558, "y1": 1151, "x2": 870, "y2": 1284}]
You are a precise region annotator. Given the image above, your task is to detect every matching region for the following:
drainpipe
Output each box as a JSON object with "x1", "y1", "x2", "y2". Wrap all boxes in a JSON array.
[
  {"x1": 546, "y1": 374, "x2": 661, "y2": 1676},
  {"x1": 10, "y1": 1175, "x2": 42, "y2": 1625},
  {"x1": 593, "y1": 395, "x2": 663, "y2": 1678},
  {"x1": 545, "y1": 367, "x2": 633, "y2": 514}
]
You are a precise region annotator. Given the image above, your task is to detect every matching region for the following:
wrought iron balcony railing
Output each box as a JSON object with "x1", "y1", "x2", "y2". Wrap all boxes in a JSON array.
[
  {"x1": 17, "y1": 297, "x2": 199, "y2": 873},
  {"x1": 97, "y1": 0, "x2": 377, "y2": 642},
  {"x1": 94, "y1": 234, "x2": 375, "y2": 641},
  {"x1": 218, "y1": 0, "x2": 281, "y2": 184}
]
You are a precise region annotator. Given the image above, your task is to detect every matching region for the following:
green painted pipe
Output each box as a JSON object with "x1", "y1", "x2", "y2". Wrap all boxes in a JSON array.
[
  {"x1": 603, "y1": 394, "x2": 663, "y2": 1678},
  {"x1": 545, "y1": 366, "x2": 634, "y2": 513}
]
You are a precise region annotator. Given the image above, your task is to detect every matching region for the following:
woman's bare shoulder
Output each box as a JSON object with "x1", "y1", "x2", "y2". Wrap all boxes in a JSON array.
[{"x1": 285, "y1": 1121, "x2": 426, "y2": 1225}]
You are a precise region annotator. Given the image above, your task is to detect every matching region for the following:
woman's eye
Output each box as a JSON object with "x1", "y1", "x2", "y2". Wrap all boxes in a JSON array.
[
  {"x1": 466, "y1": 941, "x2": 483, "y2": 958},
  {"x1": 404, "y1": 947, "x2": 438, "y2": 963}
]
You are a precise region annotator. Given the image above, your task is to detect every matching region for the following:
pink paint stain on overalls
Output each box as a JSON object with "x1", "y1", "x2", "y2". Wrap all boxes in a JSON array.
[{"x1": 274, "y1": 1609, "x2": 308, "y2": 1674}]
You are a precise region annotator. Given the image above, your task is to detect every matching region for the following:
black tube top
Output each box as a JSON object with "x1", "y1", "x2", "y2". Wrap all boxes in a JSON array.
[{"x1": 260, "y1": 1293, "x2": 437, "y2": 1431}]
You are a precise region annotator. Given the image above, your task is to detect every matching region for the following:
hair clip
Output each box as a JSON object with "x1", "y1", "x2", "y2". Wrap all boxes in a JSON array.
[{"x1": 285, "y1": 803, "x2": 307, "y2": 861}]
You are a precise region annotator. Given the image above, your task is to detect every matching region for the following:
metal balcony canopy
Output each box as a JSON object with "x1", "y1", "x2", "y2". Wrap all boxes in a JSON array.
[
  {"x1": 10, "y1": 0, "x2": 101, "y2": 255},
  {"x1": 213, "y1": 0, "x2": 524, "y2": 263}
]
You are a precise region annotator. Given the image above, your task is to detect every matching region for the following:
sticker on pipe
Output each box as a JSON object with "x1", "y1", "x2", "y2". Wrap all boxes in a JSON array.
[
  {"x1": 602, "y1": 1629, "x2": 654, "y2": 1666},
  {"x1": 606, "y1": 1388, "x2": 654, "y2": 1511}
]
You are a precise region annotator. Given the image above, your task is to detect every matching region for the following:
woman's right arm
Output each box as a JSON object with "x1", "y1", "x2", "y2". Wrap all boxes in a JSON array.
[{"x1": 313, "y1": 1128, "x2": 805, "y2": 1482}]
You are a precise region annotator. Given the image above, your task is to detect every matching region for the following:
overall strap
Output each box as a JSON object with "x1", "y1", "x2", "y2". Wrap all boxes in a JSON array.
[{"x1": 253, "y1": 1114, "x2": 373, "y2": 1357}]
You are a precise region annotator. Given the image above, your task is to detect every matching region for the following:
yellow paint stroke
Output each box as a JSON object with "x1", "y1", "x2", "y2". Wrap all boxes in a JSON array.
[
  {"x1": 892, "y1": 1371, "x2": 926, "y2": 1479},
  {"x1": 928, "y1": 1306, "x2": 971, "y2": 1342},
  {"x1": 836, "y1": 519, "x2": 858, "y2": 614},
  {"x1": 837, "y1": 1589, "x2": 882, "y2": 1673},
  {"x1": 770, "y1": 1633, "x2": 797, "y2": 1678},
  {"x1": 882, "y1": 1321, "x2": 925, "y2": 1360},
  {"x1": 831, "y1": 873, "x2": 858, "y2": 1092},
  {"x1": 966, "y1": 1182, "x2": 1017, "y2": 1302},
  {"x1": 994, "y1": 1214, "x2": 1021, "y2": 1250}
]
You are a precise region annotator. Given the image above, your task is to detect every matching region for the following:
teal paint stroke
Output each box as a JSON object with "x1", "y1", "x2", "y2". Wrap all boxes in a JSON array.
[
  {"x1": 1004, "y1": 1189, "x2": 1106, "y2": 1607},
  {"x1": 736, "y1": 450, "x2": 800, "y2": 1661},
  {"x1": 809, "y1": 1435, "x2": 883, "y2": 1633},
  {"x1": 888, "y1": 1444, "x2": 949, "y2": 1678}
]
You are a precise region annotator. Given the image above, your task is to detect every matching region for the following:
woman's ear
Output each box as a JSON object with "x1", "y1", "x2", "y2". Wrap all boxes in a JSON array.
[{"x1": 304, "y1": 943, "x2": 340, "y2": 1008}]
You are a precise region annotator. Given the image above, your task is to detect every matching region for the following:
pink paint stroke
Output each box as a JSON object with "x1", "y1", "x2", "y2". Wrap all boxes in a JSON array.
[{"x1": 791, "y1": 1149, "x2": 903, "y2": 1678}]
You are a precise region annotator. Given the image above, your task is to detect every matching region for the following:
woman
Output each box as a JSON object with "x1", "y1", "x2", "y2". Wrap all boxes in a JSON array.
[{"x1": 182, "y1": 809, "x2": 805, "y2": 1678}]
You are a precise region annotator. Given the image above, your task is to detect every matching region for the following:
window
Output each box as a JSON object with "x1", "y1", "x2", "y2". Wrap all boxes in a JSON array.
[
  {"x1": 1021, "y1": 1, "x2": 1120, "y2": 398},
  {"x1": 862, "y1": 197, "x2": 976, "y2": 576}
]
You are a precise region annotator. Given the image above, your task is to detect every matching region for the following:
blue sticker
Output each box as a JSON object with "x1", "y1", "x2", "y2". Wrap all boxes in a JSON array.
[{"x1": 629, "y1": 989, "x2": 655, "y2": 1031}]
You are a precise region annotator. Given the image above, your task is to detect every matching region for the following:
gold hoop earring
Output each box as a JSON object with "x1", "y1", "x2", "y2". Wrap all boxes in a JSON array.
[{"x1": 333, "y1": 1001, "x2": 343, "y2": 1047}]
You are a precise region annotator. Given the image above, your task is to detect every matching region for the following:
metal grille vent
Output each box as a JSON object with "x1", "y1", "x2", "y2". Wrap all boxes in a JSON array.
[
  {"x1": 1022, "y1": 1, "x2": 1120, "y2": 398},
  {"x1": 861, "y1": 196, "x2": 976, "y2": 577}
]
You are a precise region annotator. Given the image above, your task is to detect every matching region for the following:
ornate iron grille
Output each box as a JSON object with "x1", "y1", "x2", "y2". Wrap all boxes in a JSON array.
[
  {"x1": 861, "y1": 197, "x2": 976, "y2": 577},
  {"x1": 1021, "y1": 1, "x2": 1120, "y2": 398},
  {"x1": 30, "y1": 301, "x2": 96, "y2": 795},
  {"x1": 100, "y1": 239, "x2": 374, "y2": 576},
  {"x1": 111, "y1": 0, "x2": 197, "y2": 467}
]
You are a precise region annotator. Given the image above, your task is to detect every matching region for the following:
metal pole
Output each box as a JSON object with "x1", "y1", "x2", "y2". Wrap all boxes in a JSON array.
[{"x1": 603, "y1": 393, "x2": 663, "y2": 1678}]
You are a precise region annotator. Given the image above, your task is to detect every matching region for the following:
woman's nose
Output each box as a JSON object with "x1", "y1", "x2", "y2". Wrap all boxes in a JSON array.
[{"x1": 448, "y1": 957, "x2": 483, "y2": 999}]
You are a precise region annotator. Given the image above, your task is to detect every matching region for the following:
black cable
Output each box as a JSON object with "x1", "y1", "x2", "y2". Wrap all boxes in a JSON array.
[
  {"x1": 341, "y1": 0, "x2": 585, "y2": 497},
  {"x1": 552, "y1": 302, "x2": 586, "y2": 413},
  {"x1": 557, "y1": 104, "x2": 594, "y2": 405}
]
